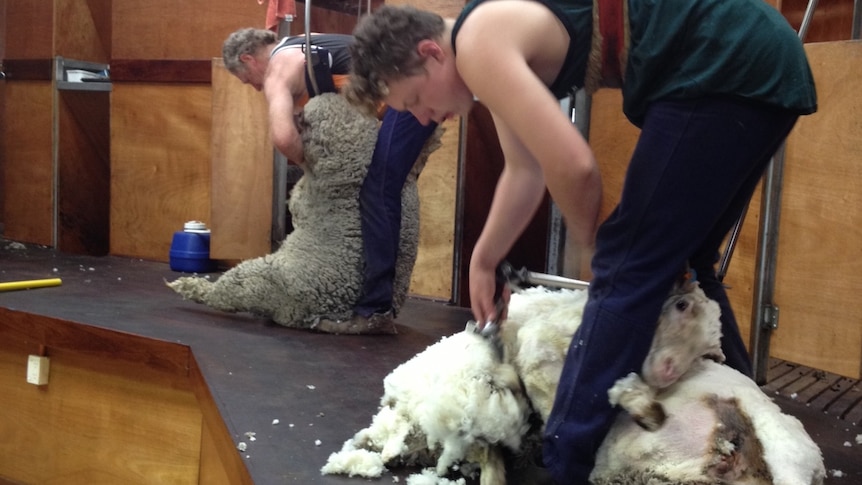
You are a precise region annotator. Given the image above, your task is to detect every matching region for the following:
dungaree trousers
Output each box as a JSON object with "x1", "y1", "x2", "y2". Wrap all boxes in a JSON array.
[
  {"x1": 543, "y1": 96, "x2": 800, "y2": 483},
  {"x1": 355, "y1": 108, "x2": 438, "y2": 317}
]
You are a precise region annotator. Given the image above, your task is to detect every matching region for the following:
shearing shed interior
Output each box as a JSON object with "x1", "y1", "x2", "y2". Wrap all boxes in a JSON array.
[{"x1": 1, "y1": 0, "x2": 861, "y2": 483}]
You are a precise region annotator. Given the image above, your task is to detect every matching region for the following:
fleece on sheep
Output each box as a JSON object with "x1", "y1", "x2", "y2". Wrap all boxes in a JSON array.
[
  {"x1": 167, "y1": 93, "x2": 442, "y2": 329},
  {"x1": 325, "y1": 285, "x2": 825, "y2": 484},
  {"x1": 321, "y1": 330, "x2": 531, "y2": 484}
]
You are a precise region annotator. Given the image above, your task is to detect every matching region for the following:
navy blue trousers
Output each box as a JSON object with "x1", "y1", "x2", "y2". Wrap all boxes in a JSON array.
[
  {"x1": 354, "y1": 108, "x2": 438, "y2": 317},
  {"x1": 543, "y1": 97, "x2": 799, "y2": 483}
]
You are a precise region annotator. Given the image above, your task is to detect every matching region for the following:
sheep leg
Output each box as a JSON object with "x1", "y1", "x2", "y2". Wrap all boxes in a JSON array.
[
  {"x1": 476, "y1": 445, "x2": 506, "y2": 485},
  {"x1": 607, "y1": 372, "x2": 666, "y2": 431}
]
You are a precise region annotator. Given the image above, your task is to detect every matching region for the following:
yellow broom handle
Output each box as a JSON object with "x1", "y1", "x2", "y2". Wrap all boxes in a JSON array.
[{"x1": 0, "y1": 278, "x2": 63, "y2": 292}]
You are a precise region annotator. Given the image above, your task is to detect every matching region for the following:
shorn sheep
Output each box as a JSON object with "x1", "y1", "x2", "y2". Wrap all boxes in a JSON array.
[
  {"x1": 167, "y1": 93, "x2": 442, "y2": 332},
  {"x1": 323, "y1": 279, "x2": 825, "y2": 484}
]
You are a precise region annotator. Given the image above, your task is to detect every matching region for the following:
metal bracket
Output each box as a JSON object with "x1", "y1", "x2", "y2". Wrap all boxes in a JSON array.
[{"x1": 761, "y1": 304, "x2": 780, "y2": 330}]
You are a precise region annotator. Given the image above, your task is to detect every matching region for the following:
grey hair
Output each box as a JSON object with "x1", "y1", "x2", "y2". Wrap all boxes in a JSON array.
[{"x1": 222, "y1": 28, "x2": 278, "y2": 74}]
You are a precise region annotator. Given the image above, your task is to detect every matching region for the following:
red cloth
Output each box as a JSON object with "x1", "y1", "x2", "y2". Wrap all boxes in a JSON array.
[
  {"x1": 260, "y1": 0, "x2": 297, "y2": 32},
  {"x1": 597, "y1": 0, "x2": 625, "y2": 88}
]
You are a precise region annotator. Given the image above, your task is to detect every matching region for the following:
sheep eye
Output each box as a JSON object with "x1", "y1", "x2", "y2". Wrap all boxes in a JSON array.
[{"x1": 675, "y1": 299, "x2": 689, "y2": 312}]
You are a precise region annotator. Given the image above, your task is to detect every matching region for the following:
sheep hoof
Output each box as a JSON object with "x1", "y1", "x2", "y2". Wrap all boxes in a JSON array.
[
  {"x1": 311, "y1": 311, "x2": 398, "y2": 335},
  {"x1": 633, "y1": 402, "x2": 667, "y2": 431}
]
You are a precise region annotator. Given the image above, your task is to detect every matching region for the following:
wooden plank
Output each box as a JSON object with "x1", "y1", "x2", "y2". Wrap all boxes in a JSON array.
[
  {"x1": 0, "y1": 346, "x2": 202, "y2": 484},
  {"x1": 772, "y1": 41, "x2": 862, "y2": 379},
  {"x1": 4, "y1": 0, "x2": 52, "y2": 59},
  {"x1": 110, "y1": 84, "x2": 212, "y2": 261},
  {"x1": 0, "y1": 308, "x2": 192, "y2": 377},
  {"x1": 111, "y1": 0, "x2": 263, "y2": 60},
  {"x1": 0, "y1": 309, "x2": 203, "y2": 484},
  {"x1": 209, "y1": 59, "x2": 272, "y2": 260},
  {"x1": 57, "y1": 89, "x2": 110, "y2": 255},
  {"x1": 54, "y1": 0, "x2": 111, "y2": 63},
  {"x1": 191, "y1": 356, "x2": 254, "y2": 485},
  {"x1": 409, "y1": 119, "x2": 459, "y2": 300},
  {"x1": 2, "y1": 81, "x2": 53, "y2": 246},
  {"x1": 111, "y1": 59, "x2": 213, "y2": 84},
  {"x1": 0, "y1": 59, "x2": 53, "y2": 81}
]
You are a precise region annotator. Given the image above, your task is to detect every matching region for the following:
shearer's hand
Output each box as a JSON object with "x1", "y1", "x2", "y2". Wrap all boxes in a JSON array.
[{"x1": 469, "y1": 262, "x2": 510, "y2": 329}]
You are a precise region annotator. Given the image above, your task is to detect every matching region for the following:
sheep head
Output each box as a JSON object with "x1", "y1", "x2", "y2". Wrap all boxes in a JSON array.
[{"x1": 641, "y1": 278, "x2": 725, "y2": 389}]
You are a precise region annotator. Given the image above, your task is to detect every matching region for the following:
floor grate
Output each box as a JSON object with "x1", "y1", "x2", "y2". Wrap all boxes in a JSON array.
[{"x1": 763, "y1": 358, "x2": 862, "y2": 425}]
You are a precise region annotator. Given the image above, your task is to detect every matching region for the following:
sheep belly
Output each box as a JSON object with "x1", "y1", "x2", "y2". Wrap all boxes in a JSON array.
[
  {"x1": 592, "y1": 360, "x2": 825, "y2": 485},
  {"x1": 593, "y1": 398, "x2": 716, "y2": 484}
]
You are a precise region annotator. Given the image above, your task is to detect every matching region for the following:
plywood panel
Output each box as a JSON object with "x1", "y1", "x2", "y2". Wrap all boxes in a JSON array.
[
  {"x1": 410, "y1": 118, "x2": 459, "y2": 300},
  {"x1": 112, "y1": 0, "x2": 264, "y2": 60},
  {"x1": 4, "y1": 0, "x2": 52, "y2": 59},
  {"x1": 55, "y1": 0, "x2": 111, "y2": 63},
  {"x1": 772, "y1": 41, "x2": 862, "y2": 379},
  {"x1": 3, "y1": 81, "x2": 53, "y2": 246},
  {"x1": 209, "y1": 59, "x2": 272, "y2": 260},
  {"x1": 110, "y1": 84, "x2": 212, "y2": 261},
  {"x1": 0, "y1": 351, "x2": 202, "y2": 484}
]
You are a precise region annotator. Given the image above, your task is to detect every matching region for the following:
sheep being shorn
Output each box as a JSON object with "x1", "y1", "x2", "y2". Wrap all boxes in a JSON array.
[
  {"x1": 608, "y1": 276, "x2": 727, "y2": 430},
  {"x1": 325, "y1": 282, "x2": 825, "y2": 484},
  {"x1": 503, "y1": 283, "x2": 826, "y2": 485},
  {"x1": 167, "y1": 93, "x2": 442, "y2": 332},
  {"x1": 321, "y1": 329, "x2": 532, "y2": 484}
]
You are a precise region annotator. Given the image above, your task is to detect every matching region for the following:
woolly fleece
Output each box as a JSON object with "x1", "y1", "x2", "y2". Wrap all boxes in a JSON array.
[{"x1": 167, "y1": 93, "x2": 442, "y2": 329}]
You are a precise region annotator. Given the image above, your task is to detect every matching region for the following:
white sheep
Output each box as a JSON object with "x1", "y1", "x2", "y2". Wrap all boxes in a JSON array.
[
  {"x1": 321, "y1": 329, "x2": 532, "y2": 484},
  {"x1": 504, "y1": 283, "x2": 826, "y2": 485},
  {"x1": 324, "y1": 281, "x2": 825, "y2": 484},
  {"x1": 167, "y1": 93, "x2": 442, "y2": 332}
]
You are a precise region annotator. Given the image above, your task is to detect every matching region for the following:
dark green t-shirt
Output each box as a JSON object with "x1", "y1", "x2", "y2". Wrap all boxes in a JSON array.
[{"x1": 453, "y1": 0, "x2": 817, "y2": 126}]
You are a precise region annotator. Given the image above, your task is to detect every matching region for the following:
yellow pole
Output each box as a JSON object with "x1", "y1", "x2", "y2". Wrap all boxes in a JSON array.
[{"x1": 0, "y1": 278, "x2": 63, "y2": 292}]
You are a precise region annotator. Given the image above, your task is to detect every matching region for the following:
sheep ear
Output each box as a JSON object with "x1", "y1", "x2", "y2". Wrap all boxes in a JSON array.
[{"x1": 674, "y1": 268, "x2": 699, "y2": 294}]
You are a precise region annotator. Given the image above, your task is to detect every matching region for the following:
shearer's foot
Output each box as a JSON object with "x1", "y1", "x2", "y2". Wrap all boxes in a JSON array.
[{"x1": 311, "y1": 310, "x2": 398, "y2": 335}]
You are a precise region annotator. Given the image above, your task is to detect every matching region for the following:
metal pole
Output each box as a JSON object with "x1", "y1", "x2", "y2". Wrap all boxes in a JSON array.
[
  {"x1": 853, "y1": 0, "x2": 861, "y2": 39},
  {"x1": 748, "y1": 0, "x2": 818, "y2": 384},
  {"x1": 304, "y1": 0, "x2": 319, "y2": 95}
]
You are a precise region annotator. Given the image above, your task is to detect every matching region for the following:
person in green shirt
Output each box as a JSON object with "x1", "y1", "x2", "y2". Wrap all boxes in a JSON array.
[{"x1": 345, "y1": 1, "x2": 816, "y2": 481}]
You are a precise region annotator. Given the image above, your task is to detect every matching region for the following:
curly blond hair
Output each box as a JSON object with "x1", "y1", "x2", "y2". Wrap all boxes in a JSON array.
[{"x1": 345, "y1": 6, "x2": 445, "y2": 113}]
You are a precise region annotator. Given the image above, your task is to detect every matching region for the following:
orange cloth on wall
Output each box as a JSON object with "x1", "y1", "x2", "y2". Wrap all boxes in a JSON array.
[
  {"x1": 260, "y1": 0, "x2": 297, "y2": 32},
  {"x1": 296, "y1": 74, "x2": 351, "y2": 109}
]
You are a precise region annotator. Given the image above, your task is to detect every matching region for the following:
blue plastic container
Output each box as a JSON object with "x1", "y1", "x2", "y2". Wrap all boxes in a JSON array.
[{"x1": 169, "y1": 221, "x2": 217, "y2": 273}]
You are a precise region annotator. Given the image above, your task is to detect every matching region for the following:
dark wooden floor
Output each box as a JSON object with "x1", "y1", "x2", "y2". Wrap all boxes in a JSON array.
[{"x1": 1, "y1": 240, "x2": 860, "y2": 484}]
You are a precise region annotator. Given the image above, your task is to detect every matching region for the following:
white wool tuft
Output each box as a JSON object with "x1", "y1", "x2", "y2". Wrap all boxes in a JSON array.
[
  {"x1": 405, "y1": 468, "x2": 467, "y2": 485},
  {"x1": 323, "y1": 330, "x2": 531, "y2": 482},
  {"x1": 320, "y1": 445, "x2": 386, "y2": 477}
]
